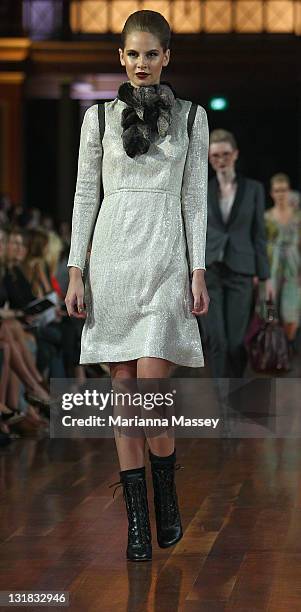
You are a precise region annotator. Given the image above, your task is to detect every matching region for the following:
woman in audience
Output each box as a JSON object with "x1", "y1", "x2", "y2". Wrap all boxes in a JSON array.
[
  {"x1": 22, "y1": 228, "x2": 53, "y2": 296},
  {"x1": 4, "y1": 227, "x2": 66, "y2": 378},
  {"x1": 0, "y1": 227, "x2": 49, "y2": 432}
]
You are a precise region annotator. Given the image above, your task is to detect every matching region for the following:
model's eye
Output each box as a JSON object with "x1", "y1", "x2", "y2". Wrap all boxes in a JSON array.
[{"x1": 127, "y1": 52, "x2": 158, "y2": 57}]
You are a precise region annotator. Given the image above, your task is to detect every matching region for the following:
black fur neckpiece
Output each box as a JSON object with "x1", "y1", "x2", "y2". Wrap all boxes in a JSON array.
[{"x1": 117, "y1": 80, "x2": 176, "y2": 158}]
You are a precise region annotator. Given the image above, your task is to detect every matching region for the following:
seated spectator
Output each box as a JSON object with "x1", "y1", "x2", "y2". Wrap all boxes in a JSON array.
[
  {"x1": 44, "y1": 229, "x2": 64, "y2": 298},
  {"x1": 41, "y1": 215, "x2": 55, "y2": 232},
  {"x1": 3, "y1": 227, "x2": 65, "y2": 379},
  {"x1": 22, "y1": 228, "x2": 53, "y2": 297},
  {"x1": 0, "y1": 227, "x2": 49, "y2": 437},
  {"x1": 59, "y1": 221, "x2": 71, "y2": 250}
]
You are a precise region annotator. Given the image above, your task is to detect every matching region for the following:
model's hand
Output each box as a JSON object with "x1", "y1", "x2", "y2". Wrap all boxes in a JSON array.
[
  {"x1": 265, "y1": 278, "x2": 275, "y2": 303},
  {"x1": 191, "y1": 269, "x2": 210, "y2": 316},
  {"x1": 65, "y1": 268, "x2": 86, "y2": 319}
]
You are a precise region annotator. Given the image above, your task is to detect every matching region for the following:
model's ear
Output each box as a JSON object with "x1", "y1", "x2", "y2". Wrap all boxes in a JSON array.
[
  {"x1": 119, "y1": 48, "x2": 125, "y2": 66},
  {"x1": 163, "y1": 49, "x2": 170, "y2": 67}
]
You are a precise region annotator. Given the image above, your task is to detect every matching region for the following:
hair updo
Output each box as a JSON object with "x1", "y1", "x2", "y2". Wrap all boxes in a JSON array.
[{"x1": 120, "y1": 10, "x2": 171, "y2": 53}]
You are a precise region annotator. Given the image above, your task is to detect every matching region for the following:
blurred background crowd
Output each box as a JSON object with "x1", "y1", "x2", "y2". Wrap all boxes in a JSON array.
[
  {"x1": 0, "y1": 159, "x2": 300, "y2": 445},
  {"x1": 0, "y1": 199, "x2": 109, "y2": 445}
]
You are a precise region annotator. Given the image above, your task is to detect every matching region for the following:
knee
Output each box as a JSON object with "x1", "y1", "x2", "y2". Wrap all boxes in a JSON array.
[
  {"x1": 137, "y1": 357, "x2": 173, "y2": 378},
  {"x1": 109, "y1": 361, "x2": 137, "y2": 380}
]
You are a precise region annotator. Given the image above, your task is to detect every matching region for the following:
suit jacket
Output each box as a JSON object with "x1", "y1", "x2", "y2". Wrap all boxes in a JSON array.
[{"x1": 205, "y1": 173, "x2": 270, "y2": 280}]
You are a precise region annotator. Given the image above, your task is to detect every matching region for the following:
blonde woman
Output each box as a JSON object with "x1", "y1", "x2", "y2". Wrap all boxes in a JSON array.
[{"x1": 265, "y1": 173, "x2": 301, "y2": 351}]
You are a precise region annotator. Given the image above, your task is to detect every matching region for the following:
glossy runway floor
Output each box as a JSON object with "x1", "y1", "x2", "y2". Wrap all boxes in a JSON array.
[
  {"x1": 0, "y1": 349, "x2": 300, "y2": 611},
  {"x1": 1, "y1": 436, "x2": 301, "y2": 611}
]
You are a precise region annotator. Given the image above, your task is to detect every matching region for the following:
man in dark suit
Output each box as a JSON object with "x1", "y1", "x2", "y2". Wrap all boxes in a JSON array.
[{"x1": 201, "y1": 129, "x2": 274, "y2": 378}]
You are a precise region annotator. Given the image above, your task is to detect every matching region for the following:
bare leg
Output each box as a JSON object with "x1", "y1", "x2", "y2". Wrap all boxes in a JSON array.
[
  {"x1": 3, "y1": 320, "x2": 42, "y2": 382},
  {"x1": 0, "y1": 323, "x2": 49, "y2": 399},
  {"x1": 0, "y1": 341, "x2": 11, "y2": 404},
  {"x1": 8, "y1": 319, "x2": 43, "y2": 382},
  {"x1": 6, "y1": 371, "x2": 46, "y2": 425},
  {"x1": 137, "y1": 357, "x2": 175, "y2": 457},
  {"x1": 109, "y1": 360, "x2": 146, "y2": 471},
  {"x1": 74, "y1": 365, "x2": 86, "y2": 382},
  {"x1": 7, "y1": 370, "x2": 22, "y2": 411}
]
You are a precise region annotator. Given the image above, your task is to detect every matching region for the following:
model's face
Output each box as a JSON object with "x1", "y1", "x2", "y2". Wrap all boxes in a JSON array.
[
  {"x1": 270, "y1": 180, "x2": 290, "y2": 207},
  {"x1": 119, "y1": 31, "x2": 170, "y2": 88},
  {"x1": 209, "y1": 142, "x2": 239, "y2": 173},
  {"x1": 6, "y1": 233, "x2": 23, "y2": 262}
]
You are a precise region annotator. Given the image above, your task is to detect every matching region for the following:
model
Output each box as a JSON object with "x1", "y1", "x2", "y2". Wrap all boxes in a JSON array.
[
  {"x1": 202, "y1": 128, "x2": 273, "y2": 378},
  {"x1": 265, "y1": 173, "x2": 301, "y2": 352},
  {"x1": 65, "y1": 9, "x2": 209, "y2": 561}
]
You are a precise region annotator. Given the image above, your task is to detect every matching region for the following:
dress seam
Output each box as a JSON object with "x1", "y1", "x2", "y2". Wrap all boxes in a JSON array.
[{"x1": 104, "y1": 188, "x2": 180, "y2": 197}]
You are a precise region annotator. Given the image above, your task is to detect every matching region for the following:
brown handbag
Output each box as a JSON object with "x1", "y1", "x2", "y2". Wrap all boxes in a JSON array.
[{"x1": 245, "y1": 299, "x2": 290, "y2": 373}]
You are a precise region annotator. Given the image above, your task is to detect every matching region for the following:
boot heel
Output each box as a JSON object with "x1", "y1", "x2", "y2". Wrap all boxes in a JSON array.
[
  {"x1": 149, "y1": 449, "x2": 183, "y2": 548},
  {"x1": 109, "y1": 467, "x2": 152, "y2": 561}
]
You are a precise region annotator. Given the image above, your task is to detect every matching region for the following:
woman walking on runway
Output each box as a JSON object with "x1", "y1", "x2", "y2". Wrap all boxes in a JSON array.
[{"x1": 66, "y1": 10, "x2": 209, "y2": 561}]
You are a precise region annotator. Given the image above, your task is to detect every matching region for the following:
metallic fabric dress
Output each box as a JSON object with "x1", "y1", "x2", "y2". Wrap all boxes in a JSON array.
[{"x1": 67, "y1": 96, "x2": 209, "y2": 367}]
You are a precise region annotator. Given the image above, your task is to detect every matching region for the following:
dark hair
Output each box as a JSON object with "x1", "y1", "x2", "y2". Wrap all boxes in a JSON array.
[{"x1": 120, "y1": 10, "x2": 171, "y2": 52}]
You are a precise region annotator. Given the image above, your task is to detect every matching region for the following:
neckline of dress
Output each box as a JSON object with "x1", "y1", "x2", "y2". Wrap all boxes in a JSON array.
[{"x1": 268, "y1": 209, "x2": 297, "y2": 227}]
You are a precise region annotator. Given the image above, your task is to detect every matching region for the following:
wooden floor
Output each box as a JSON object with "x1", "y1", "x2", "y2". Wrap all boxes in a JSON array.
[{"x1": 0, "y1": 350, "x2": 300, "y2": 611}]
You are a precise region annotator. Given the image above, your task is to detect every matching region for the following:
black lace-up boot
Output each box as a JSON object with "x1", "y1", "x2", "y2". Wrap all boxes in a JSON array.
[
  {"x1": 148, "y1": 448, "x2": 183, "y2": 548},
  {"x1": 109, "y1": 466, "x2": 152, "y2": 561}
]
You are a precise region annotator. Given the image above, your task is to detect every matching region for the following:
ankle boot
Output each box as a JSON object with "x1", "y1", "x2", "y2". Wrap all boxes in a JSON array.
[
  {"x1": 148, "y1": 449, "x2": 183, "y2": 548},
  {"x1": 109, "y1": 466, "x2": 152, "y2": 561}
]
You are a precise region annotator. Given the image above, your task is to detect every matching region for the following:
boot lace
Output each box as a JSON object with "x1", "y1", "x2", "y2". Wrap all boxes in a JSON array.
[
  {"x1": 108, "y1": 478, "x2": 151, "y2": 544},
  {"x1": 108, "y1": 479, "x2": 123, "y2": 499},
  {"x1": 155, "y1": 463, "x2": 183, "y2": 526}
]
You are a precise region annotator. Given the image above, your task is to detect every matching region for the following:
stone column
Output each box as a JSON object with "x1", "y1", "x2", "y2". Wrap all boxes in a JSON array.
[{"x1": 57, "y1": 79, "x2": 77, "y2": 223}]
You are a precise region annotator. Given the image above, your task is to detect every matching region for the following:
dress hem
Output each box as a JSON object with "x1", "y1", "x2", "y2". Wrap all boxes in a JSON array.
[{"x1": 79, "y1": 350, "x2": 204, "y2": 369}]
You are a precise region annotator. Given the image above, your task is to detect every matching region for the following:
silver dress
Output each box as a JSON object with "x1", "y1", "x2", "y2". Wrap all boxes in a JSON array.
[{"x1": 67, "y1": 95, "x2": 209, "y2": 367}]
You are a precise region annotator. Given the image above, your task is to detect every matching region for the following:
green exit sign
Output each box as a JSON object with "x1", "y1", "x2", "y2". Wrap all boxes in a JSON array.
[{"x1": 209, "y1": 97, "x2": 229, "y2": 111}]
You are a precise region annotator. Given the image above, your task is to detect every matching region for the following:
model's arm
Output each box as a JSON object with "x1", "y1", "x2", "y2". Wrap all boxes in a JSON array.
[
  {"x1": 67, "y1": 105, "x2": 102, "y2": 274},
  {"x1": 66, "y1": 105, "x2": 102, "y2": 317},
  {"x1": 181, "y1": 104, "x2": 209, "y2": 275},
  {"x1": 252, "y1": 182, "x2": 270, "y2": 281},
  {"x1": 181, "y1": 104, "x2": 209, "y2": 316}
]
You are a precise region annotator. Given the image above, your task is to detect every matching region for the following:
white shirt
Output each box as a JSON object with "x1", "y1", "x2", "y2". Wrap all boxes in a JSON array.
[{"x1": 217, "y1": 171, "x2": 237, "y2": 224}]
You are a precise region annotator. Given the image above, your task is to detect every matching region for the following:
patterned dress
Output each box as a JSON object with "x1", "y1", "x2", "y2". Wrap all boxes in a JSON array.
[
  {"x1": 67, "y1": 96, "x2": 209, "y2": 366},
  {"x1": 264, "y1": 207, "x2": 301, "y2": 324}
]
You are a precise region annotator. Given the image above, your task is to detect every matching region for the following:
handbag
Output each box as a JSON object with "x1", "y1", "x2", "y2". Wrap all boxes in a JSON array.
[{"x1": 245, "y1": 293, "x2": 290, "y2": 373}]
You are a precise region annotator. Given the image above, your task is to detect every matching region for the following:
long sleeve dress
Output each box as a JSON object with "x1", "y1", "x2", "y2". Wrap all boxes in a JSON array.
[
  {"x1": 67, "y1": 95, "x2": 209, "y2": 367},
  {"x1": 264, "y1": 207, "x2": 301, "y2": 324}
]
